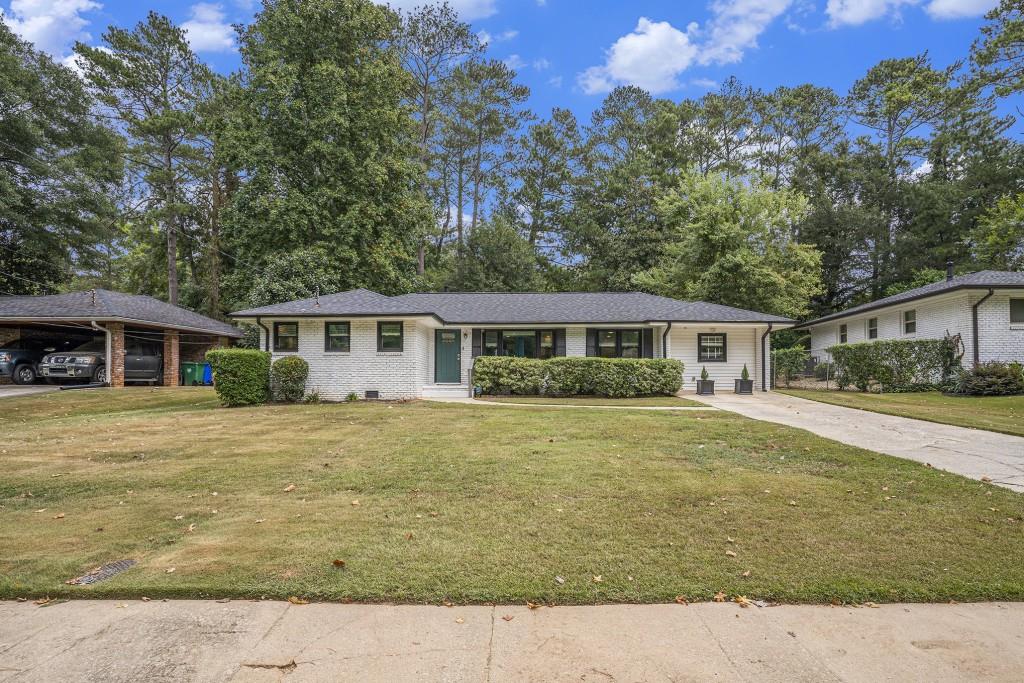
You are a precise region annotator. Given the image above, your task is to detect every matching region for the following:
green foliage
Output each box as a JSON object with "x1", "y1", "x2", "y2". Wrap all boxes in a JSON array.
[
  {"x1": 972, "y1": 192, "x2": 1024, "y2": 270},
  {"x1": 473, "y1": 356, "x2": 684, "y2": 398},
  {"x1": 222, "y1": 0, "x2": 428, "y2": 297},
  {"x1": 828, "y1": 338, "x2": 962, "y2": 392},
  {"x1": 270, "y1": 356, "x2": 309, "y2": 403},
  {"x1": 741, "y1": 364, "x2": 750, "y2": 381},
  {"x1": 430, "y1": 218, "x2": 543, "y2": 292},
  {"x1": 700, "y1": 366, "x2": 709, "y2": 381},
  {"x1": 950, "y1": 362, "x2": 1024, "y2": 396},
  {"x1": 206, "y1": 349, "x2": 271, "y2": 406},
  {"x1": 884, "y1": 268, "x2": 947, "y2": 297},
  {"x1": 972, "y1": 0, "x2": 1024, "y2": 96},
  {"x1": 634, "y1": 173, "x2": 823, "y2": 319},
  {"x1": 814, "y1": 362, "x2": 834, "y2": 381},
  {"x1": 304, "y1": 391, "x2": 323, "y2": 404},
  {"x1": 0, "y1": 23, "x2": 123, "y2": 295},
  {"x1": 345, "y1": 392, "x2": 360, "y2": 402},
  {"x1": 772, "y1": 347, "x2": 809, "y2": 388},
  {"x1": 229, "y1": 247, "x2": 357, "y2": 310}
]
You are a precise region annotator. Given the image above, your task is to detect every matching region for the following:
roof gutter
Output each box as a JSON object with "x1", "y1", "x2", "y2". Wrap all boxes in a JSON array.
[
  {"x1": 255, "y1": 316, "x2": 270, "y2": 352},
  {"x1": 90, "y1": 320, "x2": 111, "y2": 387},
  {"x1": 662, "y1": 321, "x2": 672, "y2": 359},
  {"x1": 761, "y1": 323, "x2": 773, "y2": 392},
  {"x1": 971, "y1": 289, "x2": 994, "y2": 367}
]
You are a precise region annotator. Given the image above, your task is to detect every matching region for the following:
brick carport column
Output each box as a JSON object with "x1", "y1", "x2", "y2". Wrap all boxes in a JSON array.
[
  {"x1": 163, "y1": 330, "x2": 180, "y2": 386},
  {"x1": 107, "y1": 322, "x2": 125, "y2": 388}
]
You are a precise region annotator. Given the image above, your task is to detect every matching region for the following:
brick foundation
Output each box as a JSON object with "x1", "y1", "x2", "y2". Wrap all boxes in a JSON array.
[{"x1": 163, "y1": 330, "x2": 180, "y2": 386}]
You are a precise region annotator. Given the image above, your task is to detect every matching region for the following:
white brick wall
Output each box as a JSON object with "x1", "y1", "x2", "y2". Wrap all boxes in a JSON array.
[{"x1": 808, "y1": 290, "x2": 1024, "y2": 365}]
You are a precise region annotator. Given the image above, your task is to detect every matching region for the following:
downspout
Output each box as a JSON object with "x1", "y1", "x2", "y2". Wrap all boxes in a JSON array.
[
  {"x1": 971, "y1": 289, "x2": 994, "y2": 367},
  {"x1": 662, "y1": 321, "x2": 672, "y2": 359},
  {"x1": 90, "y1": 321, "x2": 110, "y2": 387},
  {"x1": 760, "y1": 323, "x2": 773, "y2": 392},
  {"x1": 255, "y1": 316, "x2": 270, "y2": 352}
]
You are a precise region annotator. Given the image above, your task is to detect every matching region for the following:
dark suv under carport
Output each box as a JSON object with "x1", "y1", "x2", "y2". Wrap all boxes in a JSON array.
[
  {"x1": 38, "y1": 338, "x2": 164, "y2": 385},
  {"x1": 0, "y1": 338, "x2": 77, "y2": 385}
]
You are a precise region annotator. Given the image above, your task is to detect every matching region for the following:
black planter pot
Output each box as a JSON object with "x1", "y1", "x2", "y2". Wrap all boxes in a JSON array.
[
  {"x1": 734, "y1": 379, "x2": 754, "y2": 395},
  {"x1": 696, "y1": 379, "x2": 715, "y2": 396}
]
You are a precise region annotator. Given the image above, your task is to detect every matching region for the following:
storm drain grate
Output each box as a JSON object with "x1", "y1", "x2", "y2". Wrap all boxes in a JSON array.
[{"x1": 66, "y1": 559, "x2": 137, "y2": 586}]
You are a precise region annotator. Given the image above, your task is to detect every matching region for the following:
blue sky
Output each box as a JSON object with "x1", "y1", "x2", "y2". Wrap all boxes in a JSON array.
[{"x1": 1, "y1": 0, "x2": 1013, "y2": 123}]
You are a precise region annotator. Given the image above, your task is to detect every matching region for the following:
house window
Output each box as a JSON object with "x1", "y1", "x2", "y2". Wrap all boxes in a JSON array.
[
  {"x1": 620, "y1": 330, "x2": 640, "y2": 358},
  {"x1": 538, "y1": 330, "x2": 555, "y2": 359},
  {"x1": 273, "y1": 322, "x2": 298, "y2": 352},
  {"x1": 597, "y1": 330, "x2": 617, "y2": 358},
  {"x1": 479, "y1": 330, "x2": 561, "y2": 358},
  {"x1": 502, "y1": 330, "x2": 537, "y2": 357},
  {"x1": 839, "y1": 324, "x2": 848, "y2": 344},
  {"x1": 324, "y1": 322, "x2": 350, "y2": 352},
  {"x1": 377, "y1": 321, "x2": 403, "y2": 352},
  {"x1": 867, "y1": 318, "x2": 878, "y2": 340},
  {"x1": 697, "y1": 333, "x2": 727, "y2": 362},
  {"x1": 903, "y1": 310, "x2": 916, "y2": 335},
  {"x1": 587, "y1": 329, "x2": 647, "y2": 358},
  {"x1": 483, "y1": 330, "x2": 500, "y2": 355},
  {"x1": 1011, "y1": 298, "x2": 1024, "y2": 324}
]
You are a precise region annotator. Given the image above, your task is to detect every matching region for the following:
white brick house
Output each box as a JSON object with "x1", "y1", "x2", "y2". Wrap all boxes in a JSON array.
[
  {"x1": 798, "y1": 270, "x2": 1024, "y2": 367},
  {"x1": 230, "y1": 289, "x2": 792, "y2": 400}
]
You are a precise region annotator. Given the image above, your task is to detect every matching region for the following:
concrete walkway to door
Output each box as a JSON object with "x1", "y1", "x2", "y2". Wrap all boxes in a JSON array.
[{"x1": 698, "y1": 391, "x2": 1024, "y2": 491}]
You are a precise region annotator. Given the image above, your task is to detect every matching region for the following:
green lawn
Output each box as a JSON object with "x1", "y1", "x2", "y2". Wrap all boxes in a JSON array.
[
  {"x1": 780, "y1": 389, "x2": 1024, "y2": 437},
  {"x1": 2, "y1": 388, "x2": 1022, "y2": 605},
  {"x1": 476, "y1": 395, "x2": 705, "y2": 407}
]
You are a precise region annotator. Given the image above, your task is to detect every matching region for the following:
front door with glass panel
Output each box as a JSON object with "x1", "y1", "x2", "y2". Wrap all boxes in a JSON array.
[{"x1": 435, "y1": 329, "x2": 461, "y2": 384}]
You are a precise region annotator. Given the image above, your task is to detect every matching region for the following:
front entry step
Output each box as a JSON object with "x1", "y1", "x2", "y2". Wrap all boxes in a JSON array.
[{"x1": 422, "y1": 385, "x2": 470, "y2": 398}]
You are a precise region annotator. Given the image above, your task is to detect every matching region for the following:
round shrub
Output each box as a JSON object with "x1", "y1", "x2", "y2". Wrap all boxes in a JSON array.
[
  {"x1": 206, "y1": 349, "x2": 271, "y2": 406},
  {"x1": 271, "y1": 355, "x2": 310, "y2": 403},
  {"x1": 949, "y1": 362, "x2": 1024, "y2": 396}
]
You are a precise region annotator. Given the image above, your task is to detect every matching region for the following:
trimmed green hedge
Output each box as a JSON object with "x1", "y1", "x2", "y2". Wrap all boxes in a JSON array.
[
  {"x1": 827, "y1": 338, "x2": 961, "y2": 392},
  {"x1": 206, "y1": 348, "x2": 271, "y2": 406},
  {"x1": 772, "y1": 347, "x2": 809, "y2": 388},
  {"x1": 271, "y1": 355, "x2": 309, "y2": 403},
  {"x1": 473, "y1": 356, "x2": 684, "y2": 397},
  {"x1": 950, "y1": 362, "x2": 1024, "y2": 396}
]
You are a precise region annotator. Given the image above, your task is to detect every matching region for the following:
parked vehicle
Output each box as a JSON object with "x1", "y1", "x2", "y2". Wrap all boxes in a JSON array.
[
  {"x1": 38, "y1": 339, "x2": 164, "y2": 385},
  {"x1": 0, "y1": 338, "x2": 82, "y2": 385}
]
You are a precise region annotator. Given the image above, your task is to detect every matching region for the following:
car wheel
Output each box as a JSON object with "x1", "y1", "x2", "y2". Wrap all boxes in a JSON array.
[
  {"x1": 93, "y1": 365, "x2": 107, "y2": 384},
  {"x1": 12, "y1": 364, "x2": 36, "y2": 385}
]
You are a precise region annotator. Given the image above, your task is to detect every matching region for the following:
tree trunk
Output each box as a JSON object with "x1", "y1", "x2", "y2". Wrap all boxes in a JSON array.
[
  {"x1": 165, "y1": 145, "x2": 178, "y2": 306},
  {"x1": 209, "y1": 168, "x2": 222, "y2": 316}
]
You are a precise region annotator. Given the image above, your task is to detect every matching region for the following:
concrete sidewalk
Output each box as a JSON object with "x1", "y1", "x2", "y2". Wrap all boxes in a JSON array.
[
  {"x1": 2, "y1": 600, "x2": 1023, "y2": 682},
  {"x1": 699, "y1": 391, "x2": 1024, "y2": 491}
]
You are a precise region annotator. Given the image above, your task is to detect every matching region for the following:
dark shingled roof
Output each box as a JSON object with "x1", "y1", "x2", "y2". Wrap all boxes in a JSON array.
[
  {"x1": 0, "y1": 289, "x2": 242, "y2": 337},
  {"x1": 231, "y1": 289, "x2": 793, "y2": 324},
  {"x1": 797, "y1": 270, "x2": 1024, "y2": 328}
]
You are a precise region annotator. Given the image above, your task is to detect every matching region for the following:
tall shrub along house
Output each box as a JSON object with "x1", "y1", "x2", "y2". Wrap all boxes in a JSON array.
[{"x1": 229, "y1": 289, "x2": 793, "y2": 399}]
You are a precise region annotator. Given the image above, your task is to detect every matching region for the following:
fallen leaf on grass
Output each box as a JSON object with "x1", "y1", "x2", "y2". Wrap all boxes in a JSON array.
[
  {"x1": 405, "y1": 532, "x2": 414, "y2": 540},
  {"x1": 186, "y1": 523, "x2": 196, "y2": 533},
  {"x1": 287, "y1": 596, "x2": 309, "y2": 605},
  {"x1": 725, "y1": 550, "x2": 737, "y2": 557},
  {"x1": 674, "y1": 595, "x2": 688, "y2": 605},
  {"x1": 713, "y1": 591, "x2": 726, "y2": 603},
  {"x1": 351, "y1": 500, "x2": 360, "y2": 506},
  {"x1": 332, "y1": 559, "x2": 346, "y2": 568},
  {"x1": 283, "y1": 484, "x2": 296, "y2": 493},
  {"x1": 726, "y1": 537, "x2": 735, "y2": 543},
  {"x1": 592, "y1": 575, "x2": 603, "y2": 583},
  {"x1": 34, "y1": 509, "x2": 46, "y2": 514},
  {"x1": 165, "y1": 567, "x2": 176, "y2": 574},
  {"x1": 788, "y1": 500, "x2": 798, "y2": 507},
  {"x1": 53, "y1": 513, "x2": 64, "y2": 519},
  {"x1": 554, "y1": 576, "x2": 565, "y2": 585},
  {"x1": 741, "y1": 570, "x2": 751, "y2": 578},
  {"x1": 526, "y1": 601, "x2": 541, "y2": 609},
  {"x1": 255, "y1": 518, "x2": 266, "y2": 523},
  {"x1": 733, "y1": 595, "x2": 750, "y2": 608},
  {"x1": 174, "y1": 515, "x2": 183, "y2": 521}
]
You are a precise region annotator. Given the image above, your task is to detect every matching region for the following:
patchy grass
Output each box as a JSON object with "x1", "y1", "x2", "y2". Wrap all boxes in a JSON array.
[
  {"x1": 2, "y1": 388, "x2": 1023, "y2": 605},
  {"x1": 780, "y1": 389, "x2": 1024, "y2": 438},
  {"x1": 476, "y1": 395, "x2": 705, "y2": 407}
]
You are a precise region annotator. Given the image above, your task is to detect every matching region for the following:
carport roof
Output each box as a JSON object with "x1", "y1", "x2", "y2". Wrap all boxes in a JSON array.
[{"x1": 0, "y1": 289, "x2": 242, "y2": 337}]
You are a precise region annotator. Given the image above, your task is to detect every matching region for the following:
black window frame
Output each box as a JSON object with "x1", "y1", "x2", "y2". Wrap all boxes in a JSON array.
[
  {"x1": 1010, "y1": 298, "x2": 1024, "y2": 324},
  {"x1": 697, "y1": 333, "x2": 727, "y2": 363},
  {"x1": 839, "y1": 323, "x2": 848, "y2": 344},
  {"x1": 273, "y1": 321, "x2": 299, "y2": 352},
  {"x1": 324, "y1": 321, "x2": 351, "y2": 352},
  {"x1": 867, "y1": 317, "x2": 878, "y2": 340},
  {"x1": 477, "y1": 329, "x2": 562, "y2": 359},
  {"x1": 377, "y1": 321, "x2": 404, "y2": 352}
]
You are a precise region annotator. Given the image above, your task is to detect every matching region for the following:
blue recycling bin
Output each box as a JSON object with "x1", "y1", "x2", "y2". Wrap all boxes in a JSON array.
[{"x1": 201, "y1": 362, "x2": 213, "y2": 385}]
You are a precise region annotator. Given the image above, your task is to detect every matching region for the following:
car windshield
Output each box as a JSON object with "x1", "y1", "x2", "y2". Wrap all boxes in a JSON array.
[
  {"x1": 2, "y1": 339, "x2": 26, "y2": 349},
  {"x1": 71, "y1": 340, "x2": 105, "y2": 353}
]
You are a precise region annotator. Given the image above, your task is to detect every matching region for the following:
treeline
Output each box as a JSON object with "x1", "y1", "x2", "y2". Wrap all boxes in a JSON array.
[{"x1": 2, "y1": 0, "x2": 1022, "y2": 322}]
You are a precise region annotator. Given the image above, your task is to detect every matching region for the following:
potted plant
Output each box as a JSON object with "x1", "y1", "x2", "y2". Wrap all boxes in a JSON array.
[
  {"x1": 735, "y1": 364, "x2": 754, "y2": 394},
  {"x1": 696, "y1": 366, "x2": 715, "y2": 395}
]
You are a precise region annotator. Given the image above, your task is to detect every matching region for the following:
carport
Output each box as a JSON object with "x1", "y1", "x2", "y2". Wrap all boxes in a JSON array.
[{"x1": 0, "y1": 289, "x2": 242, "y2": 387}]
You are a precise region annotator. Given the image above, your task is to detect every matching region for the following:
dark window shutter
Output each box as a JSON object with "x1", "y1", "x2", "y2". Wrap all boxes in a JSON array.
[
  {"x1": 554, "y1": 329, "x2": 566, "y2": 356},
  {"x1": 585, "y1": 329, "x2": 596, "y2": 357},
  {"x1": 642, "y1": 329, "x2": 654, "y2": 358},
  {"x1": 471, "y1": 329, "x2": 482, "y2": 357}
]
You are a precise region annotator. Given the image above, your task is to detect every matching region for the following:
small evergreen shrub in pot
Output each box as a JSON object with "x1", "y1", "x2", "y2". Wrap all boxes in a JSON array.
[
  {"x1": 696, "y1": 366, "x2": 715, "y2": 395},
  {"x1": 271, "y1": 355, "x2": 309, "y2": 403},
  {"x1": 949, "y1": 362, "x2": 1024, "y2": 396},
  {"x1": 734, "y1": 364, "x2": 753, "y2": 394},
  {"x1": 206, "y1": 348, "x2": 271, "y2": 406}
]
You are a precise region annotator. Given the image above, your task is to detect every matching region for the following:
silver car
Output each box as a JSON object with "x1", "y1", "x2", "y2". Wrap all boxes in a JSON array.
[{"x1": 38, "y1": 339, "x2": 164, "y2": 385}]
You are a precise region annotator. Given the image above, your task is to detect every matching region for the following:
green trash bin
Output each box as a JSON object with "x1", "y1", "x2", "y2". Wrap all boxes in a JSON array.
[{"x1": 180, "y1": 362, "x2": 204, "y2": 386}]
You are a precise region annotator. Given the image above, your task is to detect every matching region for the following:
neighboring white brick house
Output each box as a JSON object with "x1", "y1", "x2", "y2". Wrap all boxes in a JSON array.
[
  {"x1": 800, "y1": 270, "x2": 1024, "y2": 367},
  {"x1": 233, "y1": 289, "x2": 790, "y2": 400}
]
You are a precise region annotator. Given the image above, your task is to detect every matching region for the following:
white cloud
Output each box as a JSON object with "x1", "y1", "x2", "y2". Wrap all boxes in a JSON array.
[
  {"x1": 182, "y1": 3, "x2": 235, "y2": 52},
  {"x1": 533, "y1": 57, "x2": 550, "y2": 70},
  {"x1": 825, "y1": 0, "x2": 920, "y2": 27},
  {"x1": 699, "y1": 0, "x2": 794, "y2": 65},
  {"x1": 548, "y1": 75, "x2": 563, "y2": 88},
  {"x1": 925, "y1": 0, "x2": 998, "y2": 19},
  {"x1": 503, "y1": 53, "x2": 526, "y2": 70},
  {"x1": 1, "y1": 0, "x2": 100, "y2": 57},
  {"x1": 691, "y1": 77, "x2": 718, "y2": 89},
  {"x1": 384, "y1": 0, "x2": 497, "y2": 21},
  {"x1": 478, "y1": 28, "x2": 517, "y2": 45},
  {"x1": 577, "y1": 17, "x2": 699, "y2": 95}
]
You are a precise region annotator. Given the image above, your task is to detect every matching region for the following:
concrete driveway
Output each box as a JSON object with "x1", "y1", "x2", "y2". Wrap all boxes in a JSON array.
[
  {"x1": 0, "y1": 385, "x2": 56, "y2": 400},
  {"x1": 698, "y1": 391, "x2": 1024, "y2": 491},
  {"x1": 2, "y1": 600, "x2": 1024, "y2": 682}
]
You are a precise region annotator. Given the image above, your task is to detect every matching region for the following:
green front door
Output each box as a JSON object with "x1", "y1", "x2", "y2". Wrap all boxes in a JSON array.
[{"x1": 435, "y1": 329, "x2": 462, "y2": 384}]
